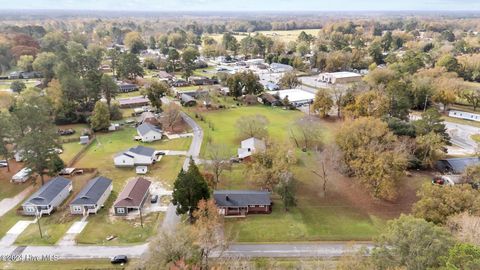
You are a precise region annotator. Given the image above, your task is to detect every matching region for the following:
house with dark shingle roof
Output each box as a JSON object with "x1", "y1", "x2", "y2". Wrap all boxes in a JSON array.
[
  {"x1": 113, "y1": 178, "x2": 151, "y2": 216},
  {"x1": 70, "y1": 176, "x2": 113, "y2": 215},
  {"x1": 213, "y1": 190, "x2": 272, "y2": 216},
  {"x1": 180, "y1": 93, "x2": 197, "y2": 107},
  {"x1": 22, "y1": 177, "x2": 72, "y2": 216},
  {"x1": 114, "y1": 145, "x2": 157, "y2": 167},
  {"x1": 137, "y1": 123, "x2": 162, "y2": 142}
]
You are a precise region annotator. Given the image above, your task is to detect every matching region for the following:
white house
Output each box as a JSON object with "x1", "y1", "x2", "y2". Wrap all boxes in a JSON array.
[
  {"x1": 318, "y1": 71, "x2": 362, "y2": 84},
  {"x1": 114, "y1": 145, "x2": 157, "y2": 167},
  {"x1": 238, "y1": 137, "x2": 266, "y2": 160},
  {"x1": 267, "y1": 89, "x2": 315, "y2": 107},
  {"x1": 270, "y1": 63, "x2": 293, "y2": 73},
  {"x1": 448, "y1": 110, "x2": 480, "y2": 122},
  {"x1": 70, "y1": 176, "x2": 112, "y2": 215},
  {"x1": 137, "y1": 123, "x2": 162, "y2": 142}
]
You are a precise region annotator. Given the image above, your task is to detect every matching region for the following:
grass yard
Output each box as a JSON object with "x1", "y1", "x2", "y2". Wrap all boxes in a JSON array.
[
  {"x1": 116, "y1": 90, "x2": 144, "y2": 99},
  {"x1": 76, "y1": 192, "x2": 164, "y2": 245},
  {"x1": 193, "y1": 106, "x2": 429, "y2": 242},
  {"x1": 187, "y1": 105, "x2": 304, "y2": 157},
  {"x1": 60, "y1": 141, "x2": 85, "y2": 164},
  {"x1": 0, "y1": 162, "x2": 32, "y2": 200},
  {"x1": 56, "y1": 123, "x2": 90, "y2": 142},
  {"x1": 0, "y1": 208, "x2": 32, "y2": 239},
  {"x1": 15, "y1": 220, "x2": 74, "y2": 245},
  {"x1": 0, "y1": 259, "x2": 131, "y2": 270},
  {"x1": 175, "y1": 85, "x2": 205, "y2": 92},
  {"x1": 209, "y1": 28, "x2": 321, "y2": 43}
]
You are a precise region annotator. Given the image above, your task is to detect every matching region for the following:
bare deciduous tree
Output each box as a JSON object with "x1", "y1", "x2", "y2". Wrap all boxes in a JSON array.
[
  {"x1": 163, "y1": 102, "x2": 182, "y2": 131},
  {"x1": 235, "y1": 114, "x2": 269, "y2": 140},
  {"x1": 206, "y1": 143, "x2": 231, "y2": 188}
]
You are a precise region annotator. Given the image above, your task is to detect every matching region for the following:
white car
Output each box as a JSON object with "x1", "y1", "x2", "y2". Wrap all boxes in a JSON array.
[{"x1": 0, "y1": 160, "x2": 7, "y2": 167}]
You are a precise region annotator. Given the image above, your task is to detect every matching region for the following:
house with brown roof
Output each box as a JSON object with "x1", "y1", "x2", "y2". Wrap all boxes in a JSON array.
[{"x1": 113, "y1": 178, "x2": 151, "y2": 216}]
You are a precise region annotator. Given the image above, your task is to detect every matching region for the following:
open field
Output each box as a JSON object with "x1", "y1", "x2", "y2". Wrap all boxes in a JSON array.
[
  {"x1": 209, "y1": 28, "x2": 321, "y2": 43},
  {"x1": 60, "y1": 141, "x2": 85, "y2": 164},
  {"x1": 74, "y1": 127, "x2": 190, "y2": 189},
  {"x1": 194, "y1": 106, "x2": 430, "y2": 242},
  {"x1": 187, "y1": 105, "x2": 304, "y2": 157},
  {"x1": 116, "y1": 90, "x2": 144, "y2": 99}
]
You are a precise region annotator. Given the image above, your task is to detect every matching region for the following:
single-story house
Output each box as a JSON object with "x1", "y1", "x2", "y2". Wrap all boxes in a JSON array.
[
  {"x1": 70, "y1": 176, "x2": 113, "y2": 215},
  {"x1": 114, "y1": 145, "x2": 157, "y2": 167},
  {"x1": 318, "y1": 71, "x2": 362, "y2": 84},
  {"x1": 171, "y1": 79, "x2": 190, "y2": 87},
  {"x1": 22, "y1": 177, "x2": 72, "y2": 216},
  {"x1": 214, "y1": 190, "x2": 272, "y2": 216},
  {"x1": 238, "y1": 137, "x2": 266, "y2": 160},
  {"x1": 448, "y1": 110, "x2": 480, "y2": 122},
  {"x1": 11, "y1": 167, "x2": 32, "y2": 183},
  {"x1": 113, "y1": 178, "x2": 151, "y2": 216},
  {"x1": 137, "y1": 123, "x2": 162, "y2": 142},
  {"x1": 270, "y1": 63, "x2": 293, "y2": 73},
  {"x1": 180, "y1": 93, "x2": 197, "y2": 107},
  {"x1": 118, "y1": 96, "x2": 150, "y2": 108},
  {"x1": 267, "y1": 89, "x2": 315, "y2": 107},
  {"x1": 259, "y1": 93, "x2": 280, "y2": 106},
  {"x1": 436, "y1": 157, "x2": 480, "y2": 174},
  {"x1": 188, "y1": 76, "x2": 217, "y2": 86},
  {"x1": 117, "y1": 82, "x2": 139, "y2": 93},
  {"x1": 158, "y1": 71, "x2": 174, "y2": 81}
]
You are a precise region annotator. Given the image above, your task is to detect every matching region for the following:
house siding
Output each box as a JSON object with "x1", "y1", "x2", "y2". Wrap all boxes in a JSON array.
[
  {"x1": 70, "y1": 183, "x2": 112, "y2": 215},
  {"x1": 23, "y1": 182, "x2": 72, "y2": 216}
]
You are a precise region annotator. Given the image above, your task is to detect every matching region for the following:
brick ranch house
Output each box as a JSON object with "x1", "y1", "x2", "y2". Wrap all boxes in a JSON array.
[{"x1": 213, "y1": 190, "x2": 272, "y2": 217}]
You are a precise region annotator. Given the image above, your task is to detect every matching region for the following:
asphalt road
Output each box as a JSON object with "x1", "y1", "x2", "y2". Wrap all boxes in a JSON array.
[{"x1": 0, "y1": 242, "x2": 375, "y2": 259}]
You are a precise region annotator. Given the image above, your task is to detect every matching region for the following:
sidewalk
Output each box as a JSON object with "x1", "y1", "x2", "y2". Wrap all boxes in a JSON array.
[{"x1": 57, "y1": 216, "x2": 88, "y2": 246}]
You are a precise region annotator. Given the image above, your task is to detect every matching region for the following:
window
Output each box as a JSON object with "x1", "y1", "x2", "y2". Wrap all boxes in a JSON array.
[
  {"x1": 25, "y1": 206, "x2": 35, "y2": 213},
  {"x1": 117, "y1": 208, "x2": 125, "y2": 214},
  {"x1": 72, "y1": 205, "x2": 82, "y2": 212}
]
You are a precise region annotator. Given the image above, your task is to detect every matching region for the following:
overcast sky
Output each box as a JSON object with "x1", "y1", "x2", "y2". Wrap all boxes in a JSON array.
[{"x1": 0, "y1": 0, "x2": 479, "y2": 11}]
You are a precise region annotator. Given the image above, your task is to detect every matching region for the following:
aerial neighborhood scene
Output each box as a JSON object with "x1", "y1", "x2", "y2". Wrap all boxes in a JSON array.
[{"x1": 1, "y1": 0, "x2": 480, "y2": 269}]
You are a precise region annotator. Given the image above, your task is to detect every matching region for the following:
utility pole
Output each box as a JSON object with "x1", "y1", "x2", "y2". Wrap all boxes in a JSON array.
[
  {"x1": 423, "y1": 94, "x2": 429, "y2": 112},
  {"x1": 36, "y1": 211, "x2": 43, "y2": 239},
  {"x1": 139, "y1": 206, "x2": 144, "y2": 228}
]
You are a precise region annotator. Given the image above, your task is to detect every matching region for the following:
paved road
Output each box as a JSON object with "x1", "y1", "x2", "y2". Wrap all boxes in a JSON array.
[
  {"x1": 180, "y1": 111, "x2": 203, "y2": 171},
  {"x1": 0, "y1": 242, "x2": 374, "y2": 259},
  {"x1": 445, "y1": 121, "x2": 479, "y2": 153}
]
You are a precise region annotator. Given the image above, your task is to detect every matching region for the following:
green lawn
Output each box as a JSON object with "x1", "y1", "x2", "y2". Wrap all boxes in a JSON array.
[
  {"x1": 60, "y1": 141, "x2": 85, "y2": 164},
  {"x1": 0, "y1": 208, "x2": 33, "y2": 239},
  {"x1": 116, "y1": 91, "x2": 144, "y2": 99},
  {"x1": 0, "y1": 180, "x2": 28, "y2": 201},
  {"x1": 15, "y1": 220, "x2": 74, "y2": 245},
  {"x1": 187, "y1": 106, "x2": 304, "y2": 157},
  {"x1": 76, "y1": 192, "x2": 163, "y2": 245}
]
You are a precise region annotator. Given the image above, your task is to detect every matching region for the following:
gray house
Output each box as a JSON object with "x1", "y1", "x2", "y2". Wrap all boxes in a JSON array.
[
  {"x1": 180, "y1": 94, "x2": 197, "y2": 107},
  {"x1": 22, "y1": 177, "x2": 72, "y2": 216},
  {"x1": 70, "y1": 176, "x2": 113, "y2": 216}
]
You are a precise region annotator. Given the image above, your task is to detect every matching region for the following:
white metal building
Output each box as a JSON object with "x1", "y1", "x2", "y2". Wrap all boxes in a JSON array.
[{"x1": 448, "y1": 110, "x2": 480, "y2": 122}]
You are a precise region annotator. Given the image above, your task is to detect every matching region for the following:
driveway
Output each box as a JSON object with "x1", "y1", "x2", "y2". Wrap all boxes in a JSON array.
[{"x1": 0, "y1": 186, "x2": 33, "y2": 218}]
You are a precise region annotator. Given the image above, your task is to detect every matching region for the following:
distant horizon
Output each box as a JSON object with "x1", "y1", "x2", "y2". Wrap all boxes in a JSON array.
[{"x1": 0, "y1": 0, "x2": 479, "y2": 12}]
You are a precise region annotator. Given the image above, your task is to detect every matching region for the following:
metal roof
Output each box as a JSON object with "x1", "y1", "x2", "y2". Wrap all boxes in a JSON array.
[
  {"x1": 214, "y1": 190, "x2": 271, "y2": 207},
  {"x1": 70, "y1": 176, "x2": 112, "y2": 206},
  {"x1": 24, "y1": 177, "x2": 71, "y2": 206}
]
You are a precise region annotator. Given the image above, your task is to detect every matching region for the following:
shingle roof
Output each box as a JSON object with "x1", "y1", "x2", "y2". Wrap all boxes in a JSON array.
[
  {"x1": 114, "y1": 178, "x2": 151, "y2": 208},
  {"x1": 24, "y1": 177, "x2": 71, "y2": 206},
  {"x1": 70, "y1": 176, "x2": 112, "y2": 206},
  {"x1": 214, "y1": 190, "x2": 271, "y2": 207},
  {"x1": 436, "y1": 157, "x2": 480, "y2": 174},
  {"x1": 137, "y1": 123, "x2": 162, "y2": 137},
  {"x1": 128, "y1": 145, "x2": 155, "y2": 157}
]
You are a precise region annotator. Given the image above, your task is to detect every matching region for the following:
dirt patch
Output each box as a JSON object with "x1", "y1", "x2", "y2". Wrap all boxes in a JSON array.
[{"x1": 160, "y1": 116, "x2": 189, "y2": 133}]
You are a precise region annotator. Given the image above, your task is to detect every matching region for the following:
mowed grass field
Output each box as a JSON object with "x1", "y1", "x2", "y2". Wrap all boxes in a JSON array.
[
  {"x1": 209, "y1": 29, "x2": 321, "y2": 43},
  {"x1": 189, "y1": 105, "x2": 304, "y2": 157},
  {"x1": 192, "y1": 106, "x2": 428, "y2": 242},
  {"x1": 74, "y1": 126, "x2": 190, "y2": 190}
]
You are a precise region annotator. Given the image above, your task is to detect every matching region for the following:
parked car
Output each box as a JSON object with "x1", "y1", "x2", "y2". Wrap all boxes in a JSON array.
[
  {"x1": 150, "y1": 195, "x2": 159, "y2": 204},
  {"x1": 58, "y1": 129, "x2": 75, "y2": 136},
  {"x1": 111, "y1": 255, "x2": 128, "y2": 264},
  {"x1": 0, "y1": 160, "x2": 7, "y2": 167}
]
